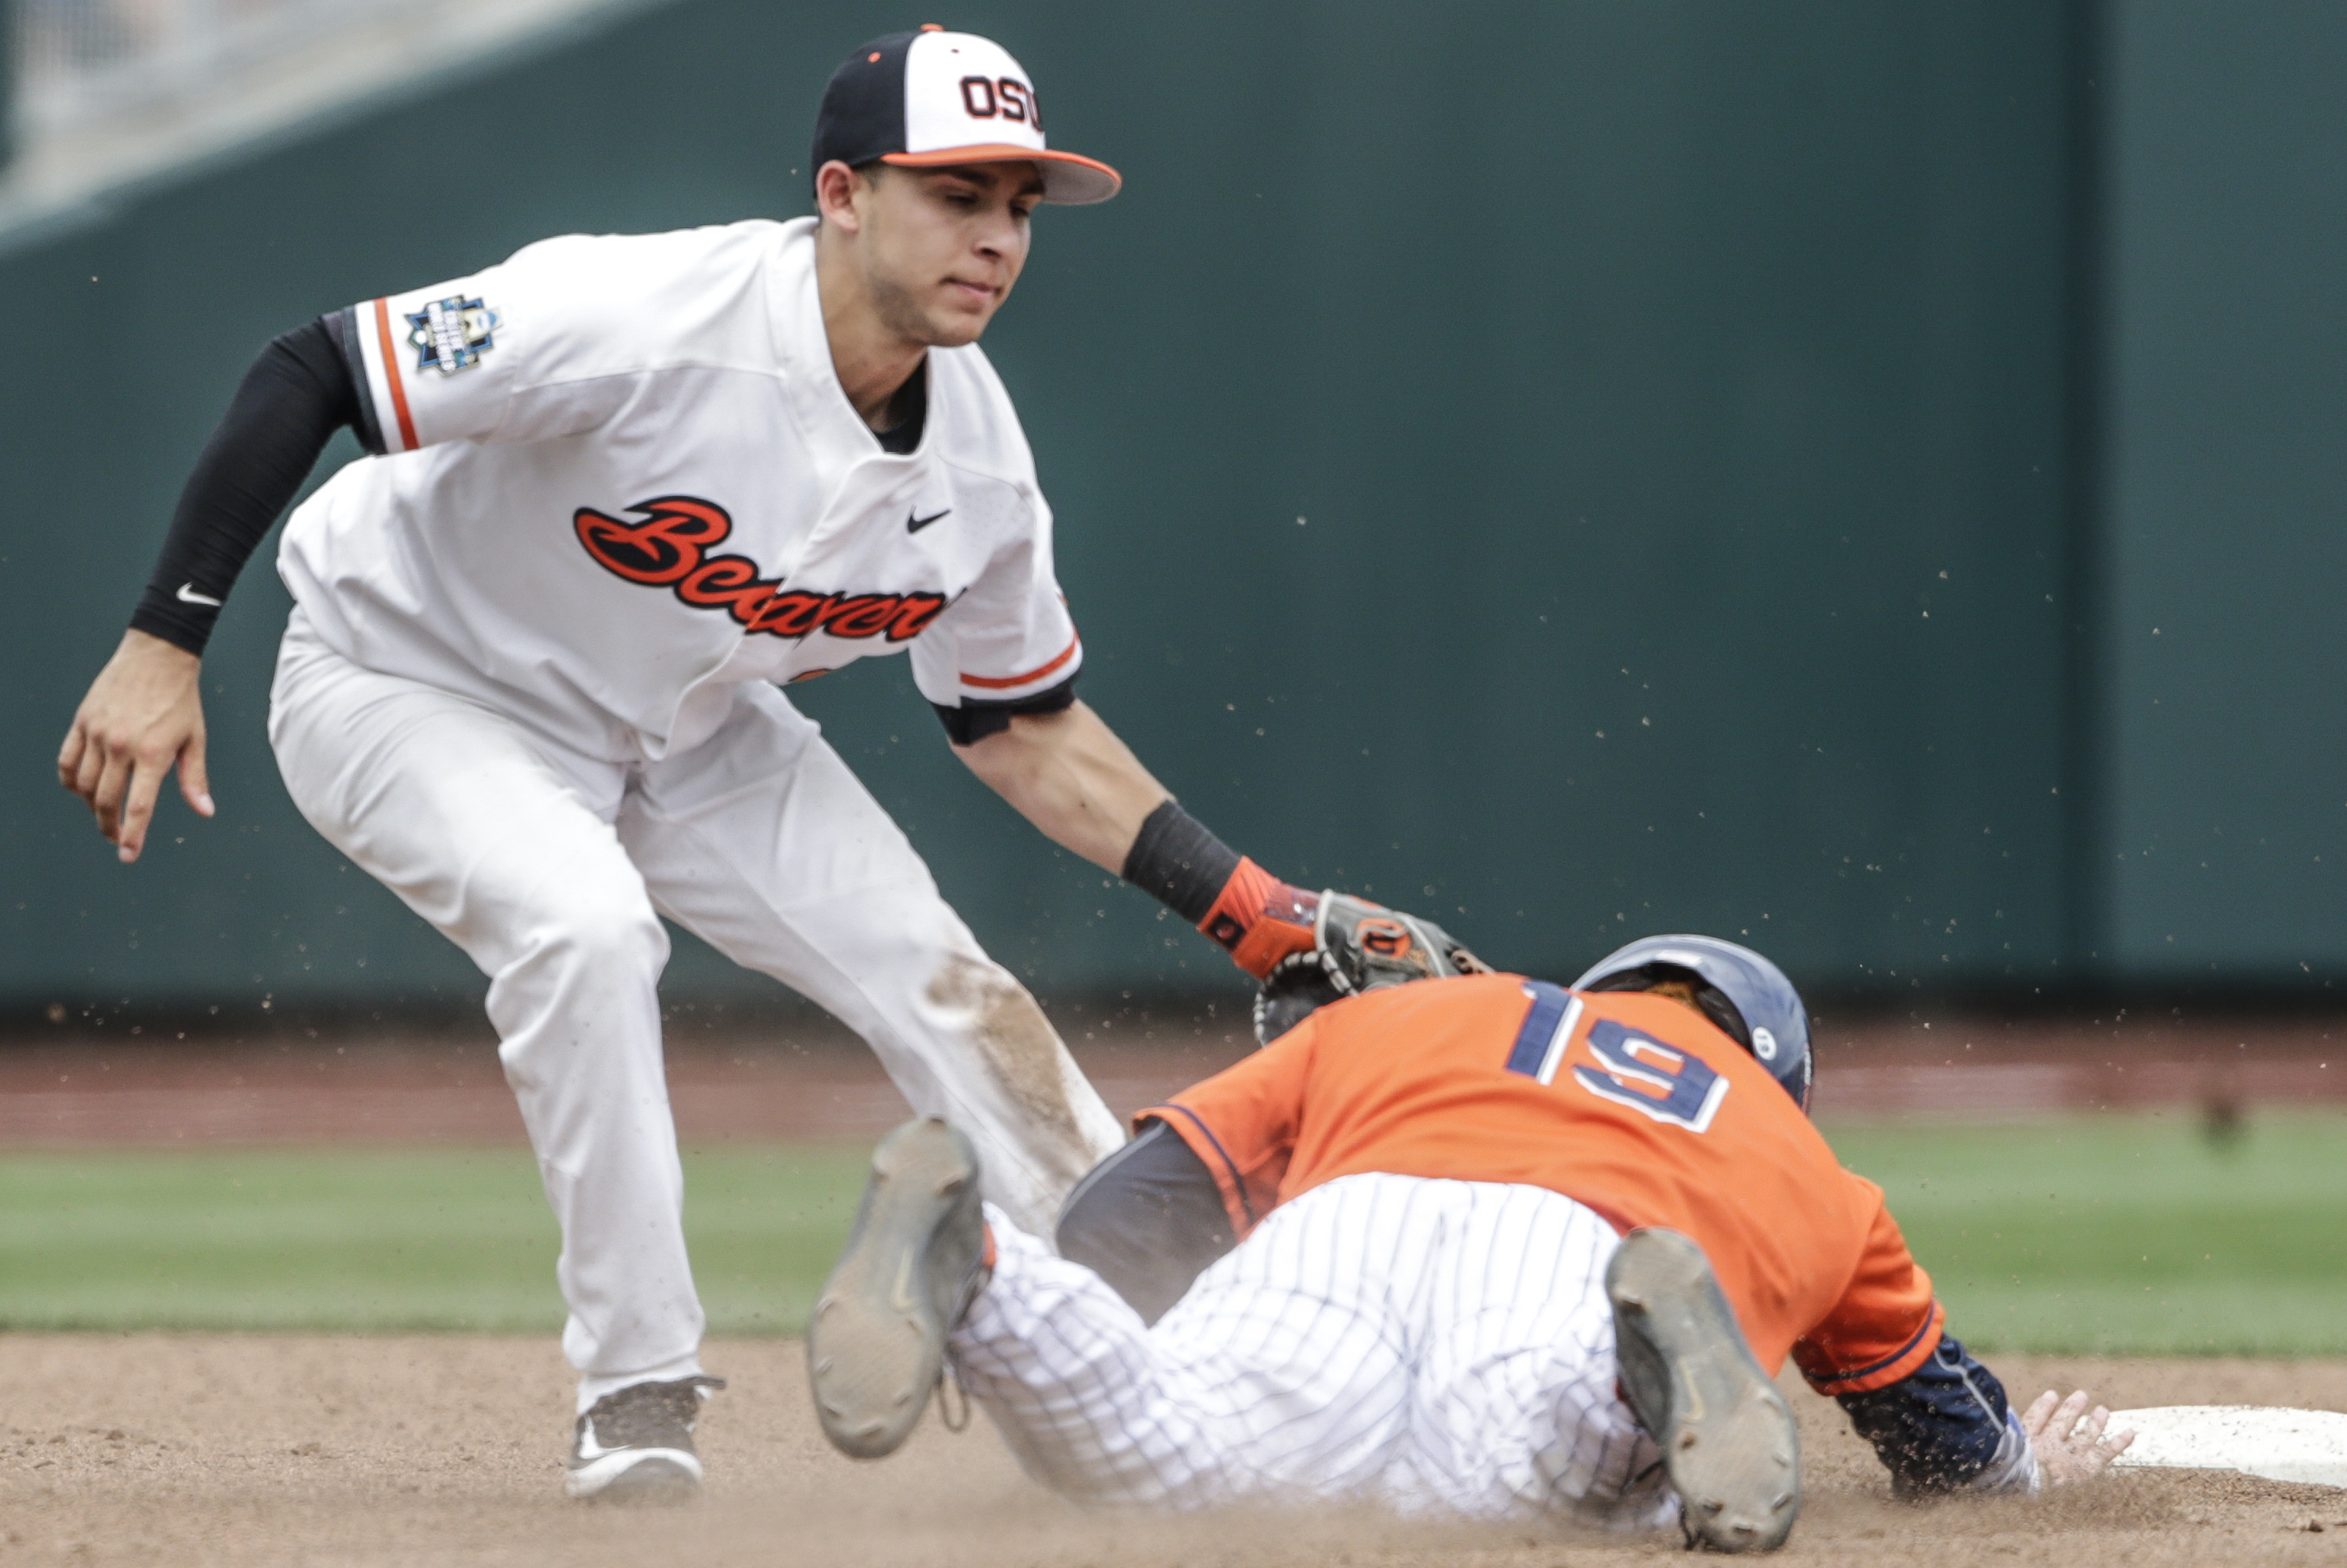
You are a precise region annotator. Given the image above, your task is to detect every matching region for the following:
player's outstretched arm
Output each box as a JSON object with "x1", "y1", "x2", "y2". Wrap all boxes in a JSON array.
[
  {"x1": 1812, "y1": 1202, "x2": 2132, "y2": 1497},
  {"x1": 954, "y1": 699, "x2": 1474, "y2": 985},
  {"x1": 2021, "y1": 1388, "x2": 2135, "y2": 1485},
  {"x1": 58, "y1": 629, "x2": 212, "y2": 863},
  {"x1": 953, "y1": 700, "x2": 1319, "y2": 975},
  {"x1": 1826, "y1": 1331, "x2": 2134, "y2": 1497},
  {"x1": 953, "y1": 699, "x2": 1172, "y2": 871}
]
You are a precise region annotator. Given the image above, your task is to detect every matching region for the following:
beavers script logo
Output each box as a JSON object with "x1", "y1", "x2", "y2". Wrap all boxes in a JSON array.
[{"x1": 574, "y1": 496, "x2": 947, "y2": 641}]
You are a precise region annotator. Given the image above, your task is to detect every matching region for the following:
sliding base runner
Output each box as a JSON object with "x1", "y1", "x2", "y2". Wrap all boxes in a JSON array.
[{"x1": 811, "y1": 934, "x2": 2139, "y2": 1551}]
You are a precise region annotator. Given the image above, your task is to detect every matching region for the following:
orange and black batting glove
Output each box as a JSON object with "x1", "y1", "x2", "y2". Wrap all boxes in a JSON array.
[
  {"x1": 1196, "y1": 857, "x2": 1322, "y2": 978},
  {"x1": 1121, "y1": 800, "x2": 1320, "y2": 979}
]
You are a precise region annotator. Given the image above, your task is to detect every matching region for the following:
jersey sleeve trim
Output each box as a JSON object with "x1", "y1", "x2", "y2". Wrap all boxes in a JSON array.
[
  {"x1": 366, "y1": 296, "x2": 420, "y2": 453},
  {"x1": 1139, "y1": 1104, "x2": 1260, "y2": 1235},
  {"x1": 323, "y1": 308, "x2": 386, "y2": 455},
  {"x1": 1800, "y1": 1299, "x2": 1945, "y2": 1396},
  {"x1": 961, "y1": 630, "x2": 1081, "y2": 691},
  {"x1": 931, "y1": 670, "x2": 1078, "y2": 745}
]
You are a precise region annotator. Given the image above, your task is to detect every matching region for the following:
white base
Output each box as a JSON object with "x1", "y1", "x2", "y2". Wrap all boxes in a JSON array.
[{"x1": 2110, "y1": 1406, "x2": 2347, "y2": 1489}]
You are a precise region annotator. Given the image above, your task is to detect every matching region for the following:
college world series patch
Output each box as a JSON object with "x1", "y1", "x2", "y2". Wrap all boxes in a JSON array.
[{"x1": 406, "y1": 296, "x2": 501, "y2": 375}]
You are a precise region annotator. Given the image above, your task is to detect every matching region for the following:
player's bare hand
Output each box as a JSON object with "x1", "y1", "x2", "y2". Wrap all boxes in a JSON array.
[
  {"x1": 2024, "y1": 1388, "x2": 2135, "y2": 1486},
  {"x1": 57, "y1": 629, "x2": 213, "y2": 863}
]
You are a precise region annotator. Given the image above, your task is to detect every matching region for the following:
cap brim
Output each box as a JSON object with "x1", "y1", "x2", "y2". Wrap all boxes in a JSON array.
[{"x1": 881, "y1": 145, "x2": 1121, "y2": 204}]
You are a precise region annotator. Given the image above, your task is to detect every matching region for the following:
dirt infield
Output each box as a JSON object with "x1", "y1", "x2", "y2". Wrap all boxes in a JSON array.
[{"x1": 1, "y1": 1335, "x2": 2343, "y2": 1566}]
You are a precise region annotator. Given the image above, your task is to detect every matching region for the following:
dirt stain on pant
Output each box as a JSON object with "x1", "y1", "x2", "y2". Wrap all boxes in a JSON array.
[{"x1": 925, "y1": 954, "x2": 1107, "y2": 1187}]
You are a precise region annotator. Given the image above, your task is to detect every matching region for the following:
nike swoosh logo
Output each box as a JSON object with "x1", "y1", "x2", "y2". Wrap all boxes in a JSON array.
[
  {"x1": 176, "y1": 583, "x2": 223, "y2": 607},
  {"x1": 906, "y1": 508, "x2": 951, "y2": 534},
  {"x1": 572, "y1": 1419, "x2": 634, "y2": 1462},
  {"x1": 574, "y1": 1419, "x2": 617, "y2": 1461}
]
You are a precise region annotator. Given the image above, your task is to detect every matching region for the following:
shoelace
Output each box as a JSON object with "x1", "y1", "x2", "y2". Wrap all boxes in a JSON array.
[{"x1": 934, "y1": 1368, "x2": 970, "y2": 1434}]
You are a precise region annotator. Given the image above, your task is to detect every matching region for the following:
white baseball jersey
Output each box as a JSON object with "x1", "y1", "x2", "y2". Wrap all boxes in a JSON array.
[{"x1": 277, "y1": 216, "x2": 1080, "y2": 762}]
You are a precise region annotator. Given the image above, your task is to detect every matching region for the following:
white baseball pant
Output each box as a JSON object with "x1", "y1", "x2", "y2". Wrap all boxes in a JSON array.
[
  {"x1": 950, "y1": 1172, "x2": 1678, "y2": 1531},
  {"x1": 268, "y1": 611, "x2": 1125, "y2": 1407}
]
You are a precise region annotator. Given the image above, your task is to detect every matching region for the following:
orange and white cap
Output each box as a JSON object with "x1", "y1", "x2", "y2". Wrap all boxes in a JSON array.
[{"x1": 811, "y1": 26, "x2": 1121, "y2": 205}]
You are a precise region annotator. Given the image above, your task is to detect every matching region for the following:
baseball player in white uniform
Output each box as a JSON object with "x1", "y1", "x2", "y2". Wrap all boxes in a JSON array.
[{"x1": 60, "y1": 27, "x2": 1423, "y2": 1500}]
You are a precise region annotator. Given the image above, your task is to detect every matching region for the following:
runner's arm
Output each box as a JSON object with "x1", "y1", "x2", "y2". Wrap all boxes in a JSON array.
[
  {"x1": 1054, "y1": 1121, "x2": 1234, "y2": 1324},
  {"x1": 1831, "y1": 1334, "x2": 2039, "y2": 1495},
  {"x1": 1795, "y1": 1185, "x2": 2130, "y2": 1493},
  {"x1": 1834, "y1": 1336, "x2": 2133, "y2": 1494}
]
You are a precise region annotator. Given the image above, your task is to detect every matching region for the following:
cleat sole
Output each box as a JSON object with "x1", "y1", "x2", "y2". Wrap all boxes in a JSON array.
[
  {"x1": 808, "y1": 1118, "x2": 980, "y2": 1459},
  {"x1": 1607, "y1": 1228, "x2": 1800, "y2": 1554}
]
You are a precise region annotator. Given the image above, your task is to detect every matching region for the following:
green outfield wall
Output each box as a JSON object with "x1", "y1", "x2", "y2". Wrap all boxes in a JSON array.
[
  {"x1": 2089, "y1": 2, "x2": 2347, "y2": 985},
  {"x1": 2, "y1": 0, "x2": 2305, "y2": 1016}
]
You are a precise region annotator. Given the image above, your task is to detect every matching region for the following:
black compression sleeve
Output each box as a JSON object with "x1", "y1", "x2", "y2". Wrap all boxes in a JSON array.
[
  {"x1": 323, "y1": 307, "x2": 385, "y2": 455},
  {"x1": 129, "y1": 315, "x2": 366, "y2": 656},
  {"x1": 930, "y1": 672, "x2": 1079, "y2": 745},
  {"x1": 1120, "y1": 799, "x2": 1243, "y2": 925},
  {"x1": 1055, "y1": 1120, "x2": 1235, "y2": 1325}
]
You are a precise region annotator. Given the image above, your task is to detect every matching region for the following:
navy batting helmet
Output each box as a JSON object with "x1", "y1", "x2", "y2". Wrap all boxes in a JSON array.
[{"x1": 1569, "y1": 935, "x2": 1813, "y2": 1113}]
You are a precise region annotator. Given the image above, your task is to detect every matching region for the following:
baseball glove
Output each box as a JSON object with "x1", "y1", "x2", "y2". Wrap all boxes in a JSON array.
[{"x1": 1253, "y1": 892, "x2": 1490, "y2": 1045}]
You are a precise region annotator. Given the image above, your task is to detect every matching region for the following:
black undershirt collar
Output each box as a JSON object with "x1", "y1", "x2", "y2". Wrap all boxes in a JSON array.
[{"x1": 873, "y1": 359, "x2": 928, "y2": 455}]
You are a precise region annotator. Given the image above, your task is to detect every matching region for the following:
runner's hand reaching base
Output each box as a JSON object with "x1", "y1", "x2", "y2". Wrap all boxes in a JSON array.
[{"x1": 2024, "y1": 1388, "x2": 2136, "y2": 1485}]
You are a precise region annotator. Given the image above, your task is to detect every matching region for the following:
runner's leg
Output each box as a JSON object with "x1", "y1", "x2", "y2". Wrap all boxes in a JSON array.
[
  {"x1": 948, "y1": 1177, "x2": 1440, "y2": 1507},
  {"x1": 953, "y1": 1174, "x2": 1672, "y2": 1524},
  {"x1": 1389, "y1": 1182, "x2": 1673, "y2": 1529}
]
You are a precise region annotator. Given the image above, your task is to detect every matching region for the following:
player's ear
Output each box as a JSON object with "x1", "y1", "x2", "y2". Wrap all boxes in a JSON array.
[{"x1": 815, "y1": 159, "x2": 871, "y2": 231}]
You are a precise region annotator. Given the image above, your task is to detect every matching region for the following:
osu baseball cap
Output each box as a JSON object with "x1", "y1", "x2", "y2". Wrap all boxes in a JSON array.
[{"x1": 811, "y1": 26, "x2": 1121, "y2": 204}]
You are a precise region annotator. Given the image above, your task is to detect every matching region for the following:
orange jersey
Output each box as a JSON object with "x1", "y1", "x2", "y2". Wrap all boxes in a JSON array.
[{"x1": 1142, "y1": 973, "x2": 1940, "y2": 1395}]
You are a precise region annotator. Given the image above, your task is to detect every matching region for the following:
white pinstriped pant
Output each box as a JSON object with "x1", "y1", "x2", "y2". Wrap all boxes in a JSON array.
[{"x1": 951, "y1": 1173, "x2": 1678, "y2": 1529}]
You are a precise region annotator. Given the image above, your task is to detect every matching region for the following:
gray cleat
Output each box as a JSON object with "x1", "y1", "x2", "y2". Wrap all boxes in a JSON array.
[
  {"x1": 808, "y1": 1117, "x2": 988, "y2": 1459},
  {"x1": 565, "y1": 1375, "x2": 725, "y2": 1503},
  {"x1": 1606, "y1": 1227, "x2": 1801, "y2": 1553}
]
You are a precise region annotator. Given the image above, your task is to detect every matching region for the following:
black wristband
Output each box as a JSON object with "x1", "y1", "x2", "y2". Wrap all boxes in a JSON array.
[{"x1": 1121, "y1": 799, "x2": 1243, "y2": 926}]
